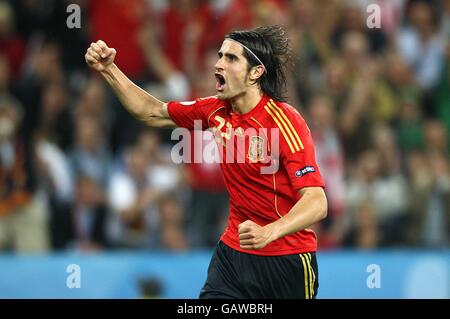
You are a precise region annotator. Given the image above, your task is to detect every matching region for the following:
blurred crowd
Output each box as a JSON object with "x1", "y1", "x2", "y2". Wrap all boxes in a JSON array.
[{"x1": 0, "y1": 0, "x2": 448, "y2": 253}]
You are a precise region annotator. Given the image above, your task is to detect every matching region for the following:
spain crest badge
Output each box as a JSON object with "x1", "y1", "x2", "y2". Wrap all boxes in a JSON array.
[{"x1": 247, "y1": 136, "x2": 266, "y2": 162}]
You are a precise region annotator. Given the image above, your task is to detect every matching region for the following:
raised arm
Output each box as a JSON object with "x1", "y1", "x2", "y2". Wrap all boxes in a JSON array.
[{"x1": 85, "y1": 40, "x2": 176, "y2": 128}]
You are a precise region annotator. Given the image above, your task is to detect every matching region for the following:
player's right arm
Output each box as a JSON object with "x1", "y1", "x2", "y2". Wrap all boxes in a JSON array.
[{"x1": 85, "y1": 40, "x2": 176, "y2": 128}]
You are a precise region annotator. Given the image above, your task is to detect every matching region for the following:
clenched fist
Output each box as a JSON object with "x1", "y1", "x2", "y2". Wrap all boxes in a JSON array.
[
  {"x1": 238, "y1": 220, "x2": 275, "y2": 250},
  {"x1": 85, "y1": 40, "x2": 116, "y2": 72}
]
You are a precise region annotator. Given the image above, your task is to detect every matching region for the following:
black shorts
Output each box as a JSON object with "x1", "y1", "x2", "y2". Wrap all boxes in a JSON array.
[{"x1": 199, "y1": 241, "x2": 319, "y2": 299}]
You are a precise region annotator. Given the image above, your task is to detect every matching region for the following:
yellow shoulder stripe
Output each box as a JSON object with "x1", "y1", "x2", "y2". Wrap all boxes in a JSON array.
[
  {"x1": 267, "y1": 101, "x2": 301, "y2": 151},
  {"x1": 264, "y1": 105, "x2": 296, "y2": 153},
  {"x1": 269, "y1": 100, "x2": 304, "y2": 150}
]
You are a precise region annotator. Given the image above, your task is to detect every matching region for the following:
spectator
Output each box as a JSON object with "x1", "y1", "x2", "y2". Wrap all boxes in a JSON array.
[
  {"x1": 35, "y1": 127, "x2": 73, "y2": 250},
  {"x1": 345, "y1": 149, "x2": 409, "y2": 246},
  {"x1": 158, "y1": 194, "x2": 189, "y2": 251},
  {"x1": 38, "y1": 81, "x2": 73, "y2": 151},
  {"x1": 69, "y1": 174, "x2": 110, "y2": 251},
  {"x1": 0, "y1": 96, "x2": 49, "y2": 252},
  {"x1": 433, "y1": 44, "x2": 450, "y2": 134},
  {"x1": 442, "y1": 0, "x2": 450, "y2": 39},
  {"x1": 342, "y1": 200, "x2": 379, "y2": 249},
  {"x1": 74, "y1": 78, "x2": 113, "y2": 134},
  {"x1": 69, "y1": 115, "x2": 112, "y2": 187},
  {"x1": 159, "y1": 0, "x2": 212, "y2": 73},
  {"x1": 406, "y1": 150, "x2": 450, "y2": 247},
  {"x1": 424, "y1": 119, "x2": 449, "y2": 155},
  {"x1": 396, "y1": 99, "x2": 425, "y2": 152},
  {"x1": 88, "y1": 0, "x2": 149, "y2": 80},
  {"x1": 332, "y1": 1, "x2": 388, "y2": 52},
  {"x1": 396, "y1": 0, "x2": 446, "y2": 89},
  {"x1": 0, "y1": 1, "x2": 26, "y2": 81},
  {"x1": 107, "y1": 144, "x2": 168, "y2": 249},
  {"x1": 183, "y1": 131, "x2": 229, "y2": 248},
  {"x1": 307, "y1": 95, "x2": 346, "y2": 248}
]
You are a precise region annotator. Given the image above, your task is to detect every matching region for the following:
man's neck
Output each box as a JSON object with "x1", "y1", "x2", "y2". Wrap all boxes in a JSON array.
[{"x1": 230, "y1": 89, "x2": 264, "y2": 114}]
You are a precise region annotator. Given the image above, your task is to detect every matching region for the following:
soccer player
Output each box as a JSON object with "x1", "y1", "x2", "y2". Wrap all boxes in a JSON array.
[{"x1": 85, "y1": 25, "x2": 327, "y2": 299}]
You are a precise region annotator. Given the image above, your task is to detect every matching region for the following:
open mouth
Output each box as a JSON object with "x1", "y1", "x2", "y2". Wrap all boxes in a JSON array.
[{"x1": 215, "y1": 73, "x2": 226, "y2": 92}]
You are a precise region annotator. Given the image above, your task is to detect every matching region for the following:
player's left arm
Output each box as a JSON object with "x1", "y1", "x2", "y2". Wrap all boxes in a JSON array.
[{"x1": 238, "y1": 186, "x2": 327, "y2": 250}]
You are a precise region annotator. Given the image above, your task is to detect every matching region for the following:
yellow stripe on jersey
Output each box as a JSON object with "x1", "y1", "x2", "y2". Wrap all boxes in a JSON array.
[
  {"x1": 299, "y1": 254, "x2": 310, "y2": 299},
  {"x1": 271, "y1": 174, "x2": 282, "y2": 218},
  {"x1": 264, "y1": 105, "x2": 296, "y2": 153},
  {"x1": 267, "y1": 102, "x2": 300, "y2": 151},
  {"x1": 269, "y1": 100, "x2": 304, "y2": 150}
]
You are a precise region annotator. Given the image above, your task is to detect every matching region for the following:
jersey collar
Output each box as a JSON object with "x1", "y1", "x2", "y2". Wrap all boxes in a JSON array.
[{"x1": 226, "y1": 94, "x2": 269, "y2": 119}]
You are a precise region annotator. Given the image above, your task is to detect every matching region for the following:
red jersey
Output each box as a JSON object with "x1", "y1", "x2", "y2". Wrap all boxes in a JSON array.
[{"x1": 167, "y1": 95, "x2": 325, "y2": 256}]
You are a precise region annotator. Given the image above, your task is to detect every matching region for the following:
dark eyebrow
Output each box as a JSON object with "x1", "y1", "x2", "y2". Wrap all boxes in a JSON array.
[
  {"x1": 225, "y1": 53, "x2": 238, "y2": 60},
  {"x1": 218, "y1": 51, "x2": 239, "y2": 60}
]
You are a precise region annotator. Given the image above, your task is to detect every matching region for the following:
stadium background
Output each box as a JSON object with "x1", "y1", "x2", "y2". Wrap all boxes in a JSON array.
[{"x1": 0, "y1": 0, "x2": 448, "y2": 298}]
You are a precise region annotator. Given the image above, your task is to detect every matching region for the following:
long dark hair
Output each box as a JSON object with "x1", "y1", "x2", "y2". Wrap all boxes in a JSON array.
[{"x1": 226, "y1": 25, "x2": 293, "y2": 102}]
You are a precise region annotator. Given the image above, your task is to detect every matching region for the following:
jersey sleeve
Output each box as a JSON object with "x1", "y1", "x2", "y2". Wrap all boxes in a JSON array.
[
  {"x1": 277, "y1": 106, "x2": 325, "y2": 190},
  {"x1": 166, "y1": 96, "x2": 218, "y2": 130}
]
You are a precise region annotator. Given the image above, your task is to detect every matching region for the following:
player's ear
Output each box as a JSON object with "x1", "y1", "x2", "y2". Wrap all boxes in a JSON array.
[{"x1": 249, "y1": 65, "x2": 265, "y2": 81}]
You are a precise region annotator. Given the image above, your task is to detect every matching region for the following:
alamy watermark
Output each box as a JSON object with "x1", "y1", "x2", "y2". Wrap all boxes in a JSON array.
[
  {"x1": 366, "y1": 264, "x2": 381, "y2": 288},
  {"x1": 66, "y1": 4, "x2": 81, "y2": 29},
  {"x1": 366, "y1": 4, "x2": 381, "y2": 29},
  {"x1": 170, "y1": 120, "x2": 280, "y2": 174},
  {"x1": 66, "y1": 264, "x2": 81, "y2": 289}
]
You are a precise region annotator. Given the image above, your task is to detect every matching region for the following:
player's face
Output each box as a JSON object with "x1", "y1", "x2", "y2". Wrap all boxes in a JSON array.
[{"x1": 214, "y1": 39, "x2": 251, "y2": 100}]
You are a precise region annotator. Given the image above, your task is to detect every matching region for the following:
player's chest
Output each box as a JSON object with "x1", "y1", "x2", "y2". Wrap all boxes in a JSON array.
[{"x1": 207, "y1": 111, "x2": 272, "y2": 164}]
